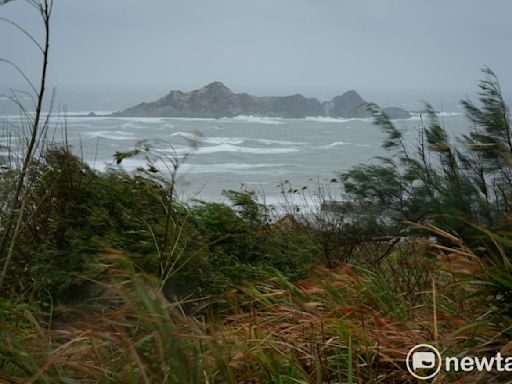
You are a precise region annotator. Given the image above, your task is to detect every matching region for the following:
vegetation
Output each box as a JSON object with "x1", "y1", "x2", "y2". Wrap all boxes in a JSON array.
[
  {"x1": 1, "y1": 1, "x2": 511, "y2": 382},
  {"x1": 341, "y1": 69, "x2": 512, "y2": 245}
]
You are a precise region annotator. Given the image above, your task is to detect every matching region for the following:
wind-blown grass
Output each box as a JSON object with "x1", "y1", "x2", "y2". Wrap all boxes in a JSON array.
[{"x1": 1, "y1": 238, "x2": 510, "y2": 383}]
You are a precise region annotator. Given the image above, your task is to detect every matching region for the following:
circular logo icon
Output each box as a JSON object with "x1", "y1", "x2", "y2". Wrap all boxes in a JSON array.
[{"x1": 406, "y1": 344, "x2": 442, "y2": 380}]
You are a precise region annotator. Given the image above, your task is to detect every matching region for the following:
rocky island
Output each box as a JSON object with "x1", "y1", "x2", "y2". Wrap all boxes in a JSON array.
[{"x1": 113, "y1": 82, "x2": 410, "y2": 120}]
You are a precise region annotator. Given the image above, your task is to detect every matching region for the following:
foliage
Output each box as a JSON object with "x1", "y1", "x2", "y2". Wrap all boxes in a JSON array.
[
  {"x1": 341, "y1": 68, "x2": 512, "y2": 252},
  {"x1": 1, "y1": 239, "x2": 511, "y2": 383}
]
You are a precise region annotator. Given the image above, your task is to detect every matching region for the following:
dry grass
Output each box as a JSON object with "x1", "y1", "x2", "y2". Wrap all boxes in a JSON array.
[{"x1": 1, "y1": 238, "x2": 510, "y2": 383}]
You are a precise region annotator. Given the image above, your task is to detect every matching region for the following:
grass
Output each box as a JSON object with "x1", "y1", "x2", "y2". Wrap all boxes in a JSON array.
[{"x1": 0, "y1": 238, "x2": 509, "y2": 383}]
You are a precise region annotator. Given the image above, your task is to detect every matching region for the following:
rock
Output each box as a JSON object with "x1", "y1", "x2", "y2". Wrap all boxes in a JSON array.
[
  {"x1": 327, "y1": 90, "x2": 372, "y2": 118},
  {"x1": 246, "y1": 94, "x2": 325, "y2": 118},
  {"x1": 87, "y1": 112, "x2": 97, "y2": 117},
  {"x1": 117, "y1": 82, "x2": 241, "y2": 118},
  {"x1": 114, "y1": 83, "x2": 409, "y2": 120},
  {"x1": 381, "y1": 107, "x2": 411, "y2": 119}
]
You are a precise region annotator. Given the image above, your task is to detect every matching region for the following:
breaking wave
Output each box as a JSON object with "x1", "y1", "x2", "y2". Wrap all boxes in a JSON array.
[
  {"x1": 171, "y1": 132, "x2": 307, "y2": 146},
  {"x1": 180, "y1": 163, "x2": 291, "y2": 174},
  {"x1": 224, "y1": 116, "x2": 286, "y2": 125},
  {"x1": 86, "y1": 130, "x2": 135, "y2": 140},
  {"x1": 195, "y1": 144, "x2": 299, "y2": 155},
  {"x1": 305, "y1": 116, "x2": 374, "y2": 123},
  {"x1": 318, "y1": 141, "x2": 372, "y2": 149}
]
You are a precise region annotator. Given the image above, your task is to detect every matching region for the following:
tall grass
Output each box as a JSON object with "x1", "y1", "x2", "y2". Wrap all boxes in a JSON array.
[{"x1": 1, "y1": 237, "x2": 509, "y2": 383}]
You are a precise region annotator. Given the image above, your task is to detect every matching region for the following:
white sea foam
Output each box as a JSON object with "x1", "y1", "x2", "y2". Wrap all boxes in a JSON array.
[
  {"x1": 121, "y1": 122, "x2": 143, "y2": 130},
  {"x1": 318, "y1": 141, "x2": 372, "y2": 149},
  {"x1": 319, "y1": 141, "x2": 347, "y2": 149},
  {"x1": 166, "y1": 117, "x2": 219, "y2": 122},
  {"x1": 204, "y1": 137, "x2": 246, "y2": 145},
  {"x1": 306, "y1": 117, "x2": 342, "y2": 123},
  {"x1": 195, "y1": 143, "x2": 299, "y2": 155},
  {"x1": 123, "y1": 122, "x2": 173, "y2": 130},
  {"x1": 118, "y1": 117, "x2": 167, "y2": 123},
  {"x1": 171, "y1": 132, "x2": 306, "y2": 146},
  {"x1": 224, "y1": 115, "x2": 286, "y2": 125},
  {"x1": 156, "y1": 143, "x2": 298, "y2": 156},
  {"x1": 253, "y1": 138, "x2": 307, "y2": 145},
  {"x1": 180, "y1": 163, "x2": 289, "y2": 174},
  {"x1": 171, "y1": 132, "x2": 243, "y2": 145},
  {"x1": 305, "y1": 116, "x2": 374, "y2": 123},
  {"x1": 410, "y1": 112, "x2": 463, "y2": 118},
  {"x1": 86, "y1": 130, "x2": 135, "y2": 140},
  {"x1": 171, "y1": 131, "x2": 203, "y2": 141},
  {"x1": 305, "y1": 117, "x2": 345, "y2": 123}
]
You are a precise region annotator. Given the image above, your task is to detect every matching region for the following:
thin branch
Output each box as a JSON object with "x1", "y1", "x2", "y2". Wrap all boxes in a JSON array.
[
  {"x1": 0, "y1": 17, "x2": 44, "y2": 52},
  {"x1": 0, "y1": 58, "x2": 38, "y2": 94},
  {"x1": 0, "y1": 0, "x2": 52, "y2": 289},
  {"x1": 10, "y1": 88, "x2": 37, "y2": 109}
]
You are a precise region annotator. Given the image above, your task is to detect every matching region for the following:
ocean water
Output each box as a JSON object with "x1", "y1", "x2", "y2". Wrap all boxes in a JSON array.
[{"x1": 0, "y1": 112, "x2": 468, "y2": 203}]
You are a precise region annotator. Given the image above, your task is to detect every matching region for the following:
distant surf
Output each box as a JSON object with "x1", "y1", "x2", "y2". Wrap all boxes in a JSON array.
[
  {"x1": 171, "y1": 132, "x2": 306, "y2": 146},
  {"x1": 0, "y1": 109, "x2": 469, "y2": 202},
  {"x1": 222, "y1": 116, "x2": 286, "y2": 125},
  {"x1": 304, "y1": 116, "x2": 374, "y2": 123},
  {"x1": 86, "y1": 130, "x2": 135, "y2": 140},
  {"x1": 193, "y1": 143, "x2": 300, "y2": 155},
  {"x1": 179, "y1": 162, "x2": 293, "y2": 174}
]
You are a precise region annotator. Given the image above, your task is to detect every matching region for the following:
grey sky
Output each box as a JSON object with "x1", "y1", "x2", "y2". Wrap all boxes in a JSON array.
[{"x1": 0, "y1": 0, "x2": 511, "y2": 107}]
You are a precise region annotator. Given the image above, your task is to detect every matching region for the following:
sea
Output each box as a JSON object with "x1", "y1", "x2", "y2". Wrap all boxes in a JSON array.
[
  {"x1": 0, "y1": 112, "x2": 469, "y2": 205},
  {"x1": 0, "y1": 89, "x2": 470, "y2": 205}
]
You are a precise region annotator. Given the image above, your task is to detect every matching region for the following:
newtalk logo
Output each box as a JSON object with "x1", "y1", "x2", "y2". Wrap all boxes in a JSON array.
[{"x1": 406, "y1": 344, "x2": 512, "y2": 380}]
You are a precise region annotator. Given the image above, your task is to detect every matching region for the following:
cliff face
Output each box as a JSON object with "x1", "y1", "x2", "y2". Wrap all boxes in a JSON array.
[{"x1": 114, "y1": 82, "x2": 410, "y2": 119}]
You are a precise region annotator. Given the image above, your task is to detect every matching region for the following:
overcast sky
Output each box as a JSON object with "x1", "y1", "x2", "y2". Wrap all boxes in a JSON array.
[{"x1": 0, "y1": 0, "x2": 511, "y2": 106}]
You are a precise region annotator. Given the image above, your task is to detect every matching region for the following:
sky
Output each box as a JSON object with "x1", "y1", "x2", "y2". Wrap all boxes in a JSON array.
[{"x1": 0, "y1": 0, "x2": 511, "y2": 110}]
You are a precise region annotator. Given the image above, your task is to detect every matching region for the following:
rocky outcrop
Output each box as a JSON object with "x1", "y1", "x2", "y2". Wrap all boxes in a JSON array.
[
  {"x1": 327, "y1": 90, "x2": 373, "y2": 118},
  {"x1": 114, "y1": 82, "x2": 410, "y2": 120}
]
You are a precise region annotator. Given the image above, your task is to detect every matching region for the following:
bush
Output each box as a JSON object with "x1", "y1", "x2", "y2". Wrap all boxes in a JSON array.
[{"x1": 341, "y1": 68, "x2": 512, "y2": 256}]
